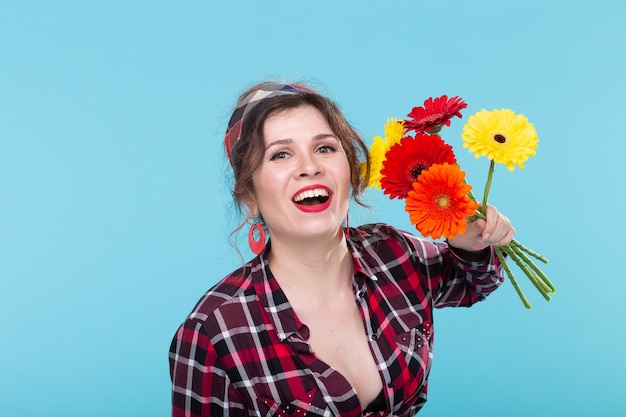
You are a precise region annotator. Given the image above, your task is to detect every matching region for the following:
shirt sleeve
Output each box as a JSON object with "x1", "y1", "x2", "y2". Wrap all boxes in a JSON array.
[
  {"x1": 435, "y1": 243, "x2": 503, "y2": 307},
  {"x1": 399, "y1": 229, "x2": 504, "y2": 308},
  {"x1": 169, "y1": 319, "x2": 247, "y2": 417}
]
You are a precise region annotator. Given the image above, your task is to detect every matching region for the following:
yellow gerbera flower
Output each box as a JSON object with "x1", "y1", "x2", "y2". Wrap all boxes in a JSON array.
[
  {"x1": 366, "y1": 118, "x2": 405, "y2": 188},
  {"x1": 461, "y1": 109, "x2": 538, "y2": 171}
]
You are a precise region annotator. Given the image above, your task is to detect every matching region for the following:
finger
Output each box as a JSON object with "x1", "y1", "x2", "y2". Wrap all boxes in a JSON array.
[
  {"x1": 497, "y1": 225, "x2": 516, "y2": 246},
  {"x1": 465, "y1": 217, "x2": 486, "y2": 239},
  {"x1": 480, "y1": 205, "x2": 499, "y2": 240},
  {"x1": 489, "y1": 214, "x2": 511, "y2": 242},
  {"x1": 489, "y1": 220, "x2": 515, "y2": 246}
]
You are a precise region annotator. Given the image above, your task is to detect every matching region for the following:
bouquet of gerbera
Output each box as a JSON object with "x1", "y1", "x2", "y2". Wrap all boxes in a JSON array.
[{"x1": 365, "y1": 96, "x2": 554, "y2": 308}]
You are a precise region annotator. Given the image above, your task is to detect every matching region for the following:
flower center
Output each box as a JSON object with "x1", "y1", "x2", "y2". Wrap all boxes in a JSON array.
[
  {"x1": 423, "y1": 113, "x2": 444, "y2": 123},
  {"x1": 436, "y1": 195, "x2": 449, "y2": 208},
  {"x1": 409, "y1": 163, "x2": 427, "y2": 181},
  {"x1": 494, "y1": 134, "x2": 506, "y2": 143}
]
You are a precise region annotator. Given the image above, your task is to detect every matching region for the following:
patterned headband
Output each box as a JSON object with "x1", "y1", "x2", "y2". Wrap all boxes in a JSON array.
[{"x1": 224, "y1": 83, "x2": 314, "y2": 164}]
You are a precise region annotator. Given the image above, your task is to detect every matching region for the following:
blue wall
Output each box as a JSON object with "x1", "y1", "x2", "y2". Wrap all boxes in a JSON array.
[{"x1": 1, "y1": 1, "x2": 624, "y2": 416}]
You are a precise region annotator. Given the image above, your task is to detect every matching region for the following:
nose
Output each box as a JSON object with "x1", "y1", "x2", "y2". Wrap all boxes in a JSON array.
[{"x1": 297, "y1": 153, "x2": 322, "y2": 177}]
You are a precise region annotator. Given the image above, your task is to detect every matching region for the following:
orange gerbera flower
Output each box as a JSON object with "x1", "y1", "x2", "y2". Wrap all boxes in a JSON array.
[
  {"x1": 404, "y1": 95, "x2": 467, "y2": 133},
  {"x1": 380, "y1": 133, "x2": 457, "y2": 199},
  {"x1": 405, "y1": 163, "x2": 479, "y2": 240}
]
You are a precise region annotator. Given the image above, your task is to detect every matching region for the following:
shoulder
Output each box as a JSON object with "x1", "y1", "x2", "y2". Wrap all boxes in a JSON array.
[
  {"x1": 350, "y1": 223, "x2": 409, "y2": 241},
  {"x1": 349, "y1": 223, "x2": 448, "y2": 265},
  {"x1": 350, "y1": 223, "x2": 442, "y2": 252},
  {"x1": 170, "y1": 259, "x2": 269, "y2": 367},
  {"x1": 181, "y1": 261, "x2": 261, "y2": 332}
]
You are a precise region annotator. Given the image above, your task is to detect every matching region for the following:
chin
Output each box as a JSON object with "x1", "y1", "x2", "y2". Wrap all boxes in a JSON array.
[{"x1": 306, "y1": 224, "x2": 345, "y2": 240}]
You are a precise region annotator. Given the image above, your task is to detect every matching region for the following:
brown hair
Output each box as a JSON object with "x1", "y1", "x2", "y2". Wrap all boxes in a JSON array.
[{"x1": 228, "y1": 81, "x2": 371, "y2": 222}]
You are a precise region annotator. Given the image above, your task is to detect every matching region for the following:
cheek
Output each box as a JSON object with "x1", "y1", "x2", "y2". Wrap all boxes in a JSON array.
[
  {"x1": 336, "y1": 160, "x2": 353, "y2": 191},
  {"x1": 252, "y1": 169, "x2": 287, "y2": 205}
]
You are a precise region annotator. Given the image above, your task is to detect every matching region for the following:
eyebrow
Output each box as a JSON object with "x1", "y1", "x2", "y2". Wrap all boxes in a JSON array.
[{"x1": 265, "y1": 134, "x2": 338, "y2": 151}]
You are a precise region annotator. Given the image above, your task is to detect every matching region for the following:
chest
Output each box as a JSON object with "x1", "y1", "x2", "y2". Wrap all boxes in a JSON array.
[
  {"x1": 300, "y1": 300, "x2": 383, "y2": 408},
  {"x1": 216, "y1": 285, "x2": 435, "y2": 416}
]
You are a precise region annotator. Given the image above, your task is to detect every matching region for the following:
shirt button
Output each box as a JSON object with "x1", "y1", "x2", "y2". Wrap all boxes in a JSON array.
[{"x1": 370, "y1": 334, "x2": 378, "y2": 341}]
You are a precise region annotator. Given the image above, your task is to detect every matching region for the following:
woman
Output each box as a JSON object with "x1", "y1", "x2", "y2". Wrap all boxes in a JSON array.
[{"x1": 169, "y1": 82, "x2": 514, "y2": 416}]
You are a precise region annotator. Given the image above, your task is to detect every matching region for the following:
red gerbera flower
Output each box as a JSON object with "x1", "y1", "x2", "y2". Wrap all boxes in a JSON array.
[
  {"x1": 380, "y1": 133, "x2": 457, "y2": 199},
  {"x1": 405, "y1": 163, "x2": 479, "y2": 240},
  {"x1": 404, "y1": 95, "x2": 467, "y2": 133}
]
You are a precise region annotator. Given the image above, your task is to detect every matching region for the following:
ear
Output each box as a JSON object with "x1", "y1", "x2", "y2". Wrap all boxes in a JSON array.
[{"x1": 243, "y1": 195, "x2": 259, "y2": 218}]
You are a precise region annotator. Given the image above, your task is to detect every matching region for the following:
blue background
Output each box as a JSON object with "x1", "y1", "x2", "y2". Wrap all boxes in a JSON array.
[{"x1": 1, "y1": 1, "x2": 624, "y2": 416}]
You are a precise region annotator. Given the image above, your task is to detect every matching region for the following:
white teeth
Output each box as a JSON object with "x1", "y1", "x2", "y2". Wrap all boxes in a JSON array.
[{"x1": 293, "y1": 188, "x2": 329, "y2": 202}]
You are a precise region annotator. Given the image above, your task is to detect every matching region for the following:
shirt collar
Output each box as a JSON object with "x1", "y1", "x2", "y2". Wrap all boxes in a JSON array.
[
  {"x1": 346, "y1": 227, "x2": 380, "y2": 282},
  {"x1": 252, "y1": 230, "x2": 380, "y2": 342},
  {"x1": 252, "y1": 242, "x2": 304, "y2": 342}
]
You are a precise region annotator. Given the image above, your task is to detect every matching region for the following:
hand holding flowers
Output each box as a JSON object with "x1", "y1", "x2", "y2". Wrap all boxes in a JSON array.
[
  {"x1": 365, "y1": 96, "x2": 555, "y2": 308},
  {"x1": 447, "y1": 204, "x2": 515, "y2": 253}
]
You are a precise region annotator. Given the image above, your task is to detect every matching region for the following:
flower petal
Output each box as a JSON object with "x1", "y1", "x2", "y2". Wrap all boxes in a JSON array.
[
  {"x1": 404, "y1": 163, "x2": 478, "y2": 239},
  {"x1": 461, "y1": 109, "x2": 539, "y2": 171}
]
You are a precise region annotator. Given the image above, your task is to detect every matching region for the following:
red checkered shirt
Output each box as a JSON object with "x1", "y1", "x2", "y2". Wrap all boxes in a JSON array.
[{"x1": 169, "y1": 223, "x2": 503, "y2": 416}]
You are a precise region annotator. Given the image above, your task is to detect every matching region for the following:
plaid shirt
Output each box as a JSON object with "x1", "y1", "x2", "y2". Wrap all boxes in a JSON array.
[{"x1": 169, "y1": 223, "x2": 503, "y2": 417}]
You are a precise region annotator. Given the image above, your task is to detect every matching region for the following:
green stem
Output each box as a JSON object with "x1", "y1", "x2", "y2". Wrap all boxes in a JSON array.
[
  {"x1": 468, "y1": 218, "x2": 549, "y2": 265},
  {"x1": 467, "y1": 188, "x2": 477, "y2": 203},
  {"x1": 509, "y1": 244, "x2": 556, "y2": 293},
  {"x1": 506, "y1": 246, "x2": 550, "y2": 294},
  {"x1": 509, "y1": 239, "x2": 549, "y2": 264},
  {"x1": 481, "y1": 160, "x2": 495, "y2": 215},
  {"x1": 495, "y1": 247, "x2": 532, "y2": 309},
  {"x1": 466, "y1": 185, "x2": 479, "y2": 221},
  {"x1": 504, "y1": 246, "x2": 551, "y2": 302}
]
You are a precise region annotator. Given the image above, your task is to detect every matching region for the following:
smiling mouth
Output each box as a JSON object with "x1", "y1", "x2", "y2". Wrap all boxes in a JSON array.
[{"x1": 293, "y1": 188, "x2": 331, "y2": 206}]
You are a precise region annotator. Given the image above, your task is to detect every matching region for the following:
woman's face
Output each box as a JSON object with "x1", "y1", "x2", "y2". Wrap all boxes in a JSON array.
[{"x1": 251, "y1": 105, "x2": 351, "y2": 244}]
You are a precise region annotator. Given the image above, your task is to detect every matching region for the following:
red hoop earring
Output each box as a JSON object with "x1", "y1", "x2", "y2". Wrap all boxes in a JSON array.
[{"x1": 248, "y1": 222, "x2": 266, "y2": 254}]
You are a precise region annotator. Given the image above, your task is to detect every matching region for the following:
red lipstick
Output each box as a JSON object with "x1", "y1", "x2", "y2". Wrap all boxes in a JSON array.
[{"x1": 292, "y1": 185, "x2": 333, "y2": 213}]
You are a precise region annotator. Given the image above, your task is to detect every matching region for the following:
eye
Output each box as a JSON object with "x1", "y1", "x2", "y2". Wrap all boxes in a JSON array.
[
  {"x1": 269, "y1": 151, "x2": 289, "y2": 161},
  {"x1": 317, "y1": 145, "x2": 337, "y2": 154}
]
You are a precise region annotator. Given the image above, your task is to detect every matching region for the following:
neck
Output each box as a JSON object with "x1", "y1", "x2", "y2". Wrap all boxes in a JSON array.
[{"x1": 267, "y1": 227, "x2": 353, "y2": 295}]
